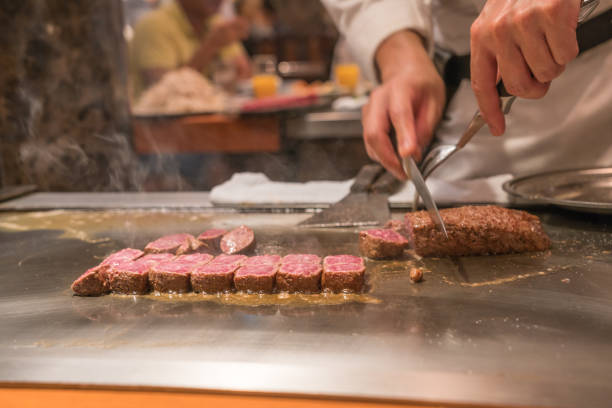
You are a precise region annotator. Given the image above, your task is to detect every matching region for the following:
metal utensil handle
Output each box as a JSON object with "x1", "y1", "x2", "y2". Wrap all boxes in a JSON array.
[{"x1": 350, "y1": 163, "x2": 385, "y2": 193}]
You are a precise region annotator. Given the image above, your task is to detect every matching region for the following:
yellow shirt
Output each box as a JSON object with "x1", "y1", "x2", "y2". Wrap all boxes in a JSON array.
[{"x1": 129, "y1": 1, "x2": 244, "y2": 100}]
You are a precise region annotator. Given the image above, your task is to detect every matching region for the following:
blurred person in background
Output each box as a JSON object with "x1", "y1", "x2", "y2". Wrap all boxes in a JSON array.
[
  {"x1": 129, "y1": 0, "x2": 252, "y2": 100},
  {"x1": 322, "y1": 0, "x2": 612, "y2": 181}
]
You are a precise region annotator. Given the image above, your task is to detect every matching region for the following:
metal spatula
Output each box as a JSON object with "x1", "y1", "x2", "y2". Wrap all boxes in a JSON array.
[{"x1": 299, "y1": 164, "x2": 398, "y2": 228}]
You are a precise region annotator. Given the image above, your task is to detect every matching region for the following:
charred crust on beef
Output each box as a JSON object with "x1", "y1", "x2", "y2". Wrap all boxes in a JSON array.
[
  {"x1": 71, "y1": 266, "x2": 109, "y2": 296},
  {"x1": 276, "y1": 263, "x2": 322, "y2": 293},
  {"x1": 72, "y1": 248, "x2": 143, "y2": 296},
  {"x1": 191, "y1": 263, "x2": 238, "y2": 293},
  {"x1": 321, "y1": 256, "x2": 365, "y2": 293},
  {"x1": 234, "y1": 264, "x2": 277, "y2": 293},
  {"x1": 404, "y1": 205, "x2": 551, "y2": 257}
]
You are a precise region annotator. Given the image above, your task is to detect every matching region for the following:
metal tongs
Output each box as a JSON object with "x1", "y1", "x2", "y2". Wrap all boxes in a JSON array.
[{"x1": 413, "y1": 0, "x2": 600, "y2": 209}]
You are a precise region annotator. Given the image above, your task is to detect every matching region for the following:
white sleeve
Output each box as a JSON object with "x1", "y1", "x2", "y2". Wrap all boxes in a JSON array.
[{"x1": 321, "y1": 0, "x2": 433, "y2": 81}]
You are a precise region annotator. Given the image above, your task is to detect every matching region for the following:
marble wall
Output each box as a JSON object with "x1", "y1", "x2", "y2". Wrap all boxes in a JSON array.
[{"x1": 0, "y1": 0, "x2": 140, "y2": 191}]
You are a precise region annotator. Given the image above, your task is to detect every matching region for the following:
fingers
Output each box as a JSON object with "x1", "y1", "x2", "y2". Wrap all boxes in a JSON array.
[
  {"x1": 496, "y1": 40, "x2": 549, "y2": 99},
  {"x1": 389, "y1": 90, "x2": 420, "y2": 160},
  {"x1": 515, "y1": 15, "x2": 564, "y2": 83},
  {"x1": 362, "y1": 91, "x2": 406, "y2": 180},
  {"x1": 470, "y1": 39, "x2": 505, "y2": 136}
]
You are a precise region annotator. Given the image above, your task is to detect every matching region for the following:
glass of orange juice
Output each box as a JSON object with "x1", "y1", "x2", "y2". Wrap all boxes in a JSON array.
[
  {"x1": 252, "y1": 54, "x2": 279, "y2": 99},
  {"x1": 252, "y1": 74, "x2": 278, "y2": 98},
  {"x1": 335, "y1": 63, "x2": 360, "y2": 93}
]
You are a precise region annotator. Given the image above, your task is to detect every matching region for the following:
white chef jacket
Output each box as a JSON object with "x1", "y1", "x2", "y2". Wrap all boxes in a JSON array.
[{"x1": 322, "y1": 0, "x2": 612, "y2": 180}]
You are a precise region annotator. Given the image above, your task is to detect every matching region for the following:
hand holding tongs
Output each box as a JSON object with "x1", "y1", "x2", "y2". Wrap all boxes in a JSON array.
[{"x1": 414, "y1": 0, "x2": 600, "y2": 209}]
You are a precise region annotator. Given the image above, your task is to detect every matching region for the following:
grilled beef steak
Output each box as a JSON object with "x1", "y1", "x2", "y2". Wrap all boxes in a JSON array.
[{"x1": 403, "y1": 205, "x2": 551, "y2": 257}]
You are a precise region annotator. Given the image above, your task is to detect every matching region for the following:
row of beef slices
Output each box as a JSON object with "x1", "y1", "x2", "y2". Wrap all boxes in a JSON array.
[
  {"x1": 71, "y1": 225, "x2": 366, "y2": 296},
  {"x1": 359, "y1": 205, "x2": 552, "y2": 259}
]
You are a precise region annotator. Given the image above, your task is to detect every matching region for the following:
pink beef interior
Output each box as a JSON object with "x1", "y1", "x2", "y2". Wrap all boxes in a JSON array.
[
  {"x1": 325, "y1": 263, "x2": 365, "y2": 273},
  {"x1": 100, "y1": 248, "x2": 143, "y2": 267},
  {"x1": 211, "y1": 254, "x2": 247, "y2": 265},
  {"x1": 146, "y1": 233, "x2": 192, "y2": 251},
  {"x1": 153, "y1": 261, "x2": 193, "y2": 274},
  {"x1": 174, "y1": 253, "x2": 213, "y2": 265},
  {"x1": 140, "y1": 253, "x2": 174, "y2": 264},
  {"x1": 324, "y1": 255, "x2": 364, "y2": 267},
  {"x1": 364, "y1": 228, "x2": 408, "y2": 243},
  {"x1": 279, "y1": 263, "x2": 321, "y2": 276},
  {"x1": 235, "y1": 264, "x2": 276, "y2": 277},
  {"x1": 244, "y1": 255, "x2": 281, "y2": 266},
  {"x1": 221, "y1": 226, "x2": 254, "y2": 252},
  {"x1": 198, "y1": 229, "x2": 227, "y2": 240},
  {"x1": 281, "y1": 254, "x2": 321, "y2": 264},
  {"x1": 193, "y1": 263, "x2": 237, "y2": 275}
]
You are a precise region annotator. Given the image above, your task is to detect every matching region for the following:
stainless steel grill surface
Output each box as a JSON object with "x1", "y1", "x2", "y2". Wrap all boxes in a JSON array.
[{"x1": 1, "y1": 208, "x2": 611, "y2": 408}]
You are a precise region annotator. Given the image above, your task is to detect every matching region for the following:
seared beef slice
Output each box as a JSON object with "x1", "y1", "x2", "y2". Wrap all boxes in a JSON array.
[
  {"x1": 234, "y1": 264, "x2": 277, "y2": 293},
  {"x1": 197, "y1": 229, "x2": 227, "y2": 252},
  {"x1": 107, "y1": 253, "x2": 173, "y2": 294},
  {"x1": 321, "y1": 255, "x2": 365, "y2": 293},
  {"x1": 359, "y1": 228, "x2": 409, "y2": 259},
  {"x1": 149, "y1": 253, "x2": 213, "y2": 293},
  {"x1": 220, "y1": 225, "x2": 255, "y2": 254},
  {"x1": 404, "y1": 205, "x2": 551, "y2": 257},
  {"x1": 191, "y1": 263, "x2": 239, "y2": 293},
  {"x1": 144, "y1": 233, "x2": 201, "y2": 255},
  {"x1": 277, "y1": 263, "x2": 322, "y2": 293},
  {"x1": 281, "y1": 254, "x2": 321, "y2": 265},
  {"x1": 71, "y1": 248, "x2": 143, "y2": 296}
]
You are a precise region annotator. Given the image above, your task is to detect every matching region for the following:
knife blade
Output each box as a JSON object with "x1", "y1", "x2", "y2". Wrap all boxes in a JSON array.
[{"x1": 402, "y1": 156, "x2": 448, "y2": 238}]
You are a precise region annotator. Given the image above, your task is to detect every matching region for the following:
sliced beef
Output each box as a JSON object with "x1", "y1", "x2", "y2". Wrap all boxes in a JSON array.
[
  {"x1": 107, "y1": 253, "x2": 173, "y2": 294},
  {"x1": 174, "y1": 253, "x2": 214, "y2": 265},
  {"x1": 191, "y1": 263, "x2": 239, "y2": 293},
  {"x1": 281, "y1": 254, "x2": 321, "y2": 265},
  {"x1": 72, "y1": 248, "x2": 143, "y2": 296},
  {"x1": 243, "y1": 255, "x2": 281, "y2": 266},
  {"x1": 149, "y1": 262, "x2": 193, "y2": 293},
  {"x1": 97, "y1": 248, "x2": 145, "y2": 281},
  {"x1": 149, "y1": 253, "x2": 213, "y2": 293},
  {"x1": 210, "y1": 254, "x2": 247, "y2": 267},
  {"x1": 220, "y1": 225, "x2": 255, "y2": 255},
  {"x1": 234, "y1": 264, "x2": 277, "y2": 293},
  {"x1": 404, "y1": 205, "x2": 551, "y2": 257},
  {"x1": 71, "y1": 266, "x2": 108, "y2": 297},
  {"x1": 197, "y1": 229, "x2": 227, "y2": 252},
  {"x1": 276, "y1": 263, "x2": 322, "y2": 293},
  {"x1": 144, "y1": 233, "x2": 201, "y2": 255},
  {"x1": 359, "y1": 228, "x2": 409, "y2": 259},
  {"x1": 322, "y1": 255, "x2": 365, "y2": 293}
]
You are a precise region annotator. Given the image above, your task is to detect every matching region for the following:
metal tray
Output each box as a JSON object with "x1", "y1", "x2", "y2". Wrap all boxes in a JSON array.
[{"x1": 503, "y1": 167, "x2": 612, "y2": 214}]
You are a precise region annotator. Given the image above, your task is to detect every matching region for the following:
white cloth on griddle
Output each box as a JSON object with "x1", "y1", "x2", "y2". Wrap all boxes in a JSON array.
[
  {"x1": 209, "y1": 172, "x2": 513, "y2": 206},
  {"x1": 210, "y1": 173, "x2": 354, "y2": 205}
]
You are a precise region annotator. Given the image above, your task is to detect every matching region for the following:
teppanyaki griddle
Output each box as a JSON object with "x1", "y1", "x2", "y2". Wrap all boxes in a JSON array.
[{"x1": 0, "y1": 207, "x2": 611, "y2": 408}]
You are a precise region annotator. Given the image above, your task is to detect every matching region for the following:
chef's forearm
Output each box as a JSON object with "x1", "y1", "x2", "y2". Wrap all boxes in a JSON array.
[{"x1": 375, "y1": 29, "x2": 429, "y2": 83}]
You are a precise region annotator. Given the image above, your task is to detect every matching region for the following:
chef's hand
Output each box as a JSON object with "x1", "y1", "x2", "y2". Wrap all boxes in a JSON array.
[
  {"x1": 363, "y1": 30, "x2": 445, "y2": 180},
  {"x1": 470, "y1": 0, "x2": 581, "y2": 135}
]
